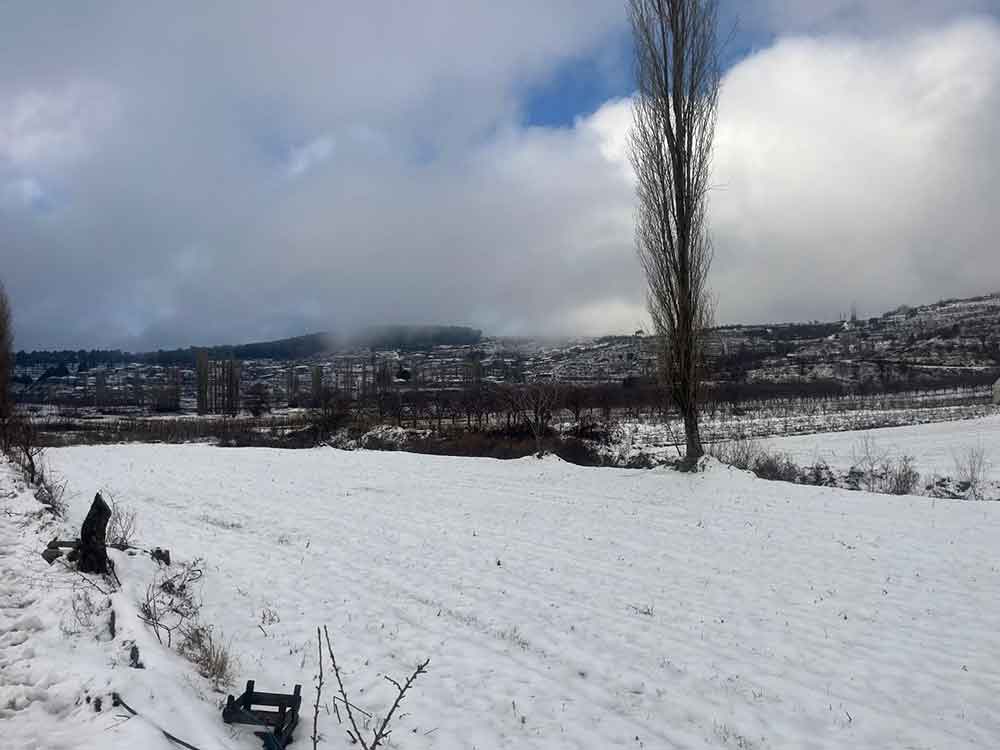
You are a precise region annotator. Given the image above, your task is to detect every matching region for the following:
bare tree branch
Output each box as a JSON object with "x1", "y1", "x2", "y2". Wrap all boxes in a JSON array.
[
  {"x1": 370, "y1": 659, "x2": 430, "y2": 748},
  {"x1": 321, "y1": 626, "x2": 429, "y2": 750},
  {"x1": 323, "y1": 626, "x2": 369, "y2": 748},
  {"x1": 312, "y1": 627, "x2": 324, "y2": 750}
]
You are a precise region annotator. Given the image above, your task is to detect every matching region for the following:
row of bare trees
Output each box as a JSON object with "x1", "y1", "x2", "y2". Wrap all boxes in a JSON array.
[
  {"x1": 195, "y1": 352, "x2": 241, "y2": 415},
  {"x1": 354, "y1": 382, "x2": 620, "y2": 450}
]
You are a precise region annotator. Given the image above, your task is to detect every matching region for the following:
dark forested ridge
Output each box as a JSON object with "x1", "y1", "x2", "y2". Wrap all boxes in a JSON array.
[
  {"x1": 16, "y1": 326, "x2": 483, "y2": 367},
  {"x1": 351, "y1": 325, "x2": 483, "y2": 351}
]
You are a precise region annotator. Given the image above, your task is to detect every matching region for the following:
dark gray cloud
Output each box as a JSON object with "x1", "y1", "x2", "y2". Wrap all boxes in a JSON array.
[
  {"x1": 1, "y1": 2, "x2": 998, "y2": 349},
  {"x1": 0, "y1": 1, "x2": 628, "y2": 349}
]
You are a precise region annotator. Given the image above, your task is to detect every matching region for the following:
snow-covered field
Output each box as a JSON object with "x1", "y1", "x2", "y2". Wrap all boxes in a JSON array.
[
  {"x1": 605, "y1": 403, "x2": 998, "y2": 465},
  {"x1": 4, "y1": 444, "x2": 1000, "y2": 749},
  {"x1": 766, "y1": 414, "x2": 1000, "y2": 482}
]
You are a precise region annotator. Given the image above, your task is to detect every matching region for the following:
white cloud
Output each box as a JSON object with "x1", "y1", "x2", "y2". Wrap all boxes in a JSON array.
[
  {"x1": 710, "y1": 17, "x2": 1000, "y2": 322},
  {"x1": 0, "y1": 82, "x2": 117, "y2": 168},
  {"x1": 286, "y1": 135, "x2": 334, "y2": 179}
]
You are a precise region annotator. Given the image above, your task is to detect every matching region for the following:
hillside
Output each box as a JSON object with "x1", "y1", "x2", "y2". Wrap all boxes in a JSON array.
[
  {"x1": 10, "y1": 294, "x2": 998, "y2": 407},
  {"x1": 15, "y1": 326, "x2": 484, "y2": 367},
  {"x1": 712, "y1": 292, "x2": 1000, "y2": 390}
]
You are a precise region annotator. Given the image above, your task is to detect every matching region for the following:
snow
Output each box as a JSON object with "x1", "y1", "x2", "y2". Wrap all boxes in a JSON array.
[
  {"x1": 3, "y1": 445, "x2": 1000, "y2": 749},
  {"x1": 0, "y1": 460, "x2": 228, "y2": 750},
  {"x1": 598, "y1": 400, "x2": 997, "y2": 465},
  {"x1": 765, "y1": 414, "x2": 1000, "y2": 482}
]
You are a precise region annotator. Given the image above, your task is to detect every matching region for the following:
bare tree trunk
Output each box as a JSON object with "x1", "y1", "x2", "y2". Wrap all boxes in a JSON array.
[
  {"x1": 311, "y1": 365, "x2": 323, "y2": 408},
  {"x1": 628, "y1": 0, "x2": 719, "y2": 466},
  {"x1": 0, "y1": 281, "x2": 12, "y2": 453},
  {"x1": 78, "y1": 493, "x2": 111, "y2": 574}
]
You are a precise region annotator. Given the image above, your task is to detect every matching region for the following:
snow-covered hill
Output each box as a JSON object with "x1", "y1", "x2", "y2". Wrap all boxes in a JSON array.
[{"x1": 4, "y1": 446, "x2": 1000, "y2": 748}]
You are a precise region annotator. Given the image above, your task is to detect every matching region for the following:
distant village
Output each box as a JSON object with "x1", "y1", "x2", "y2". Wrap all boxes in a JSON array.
[{"x1": 12, "y1": 292, "x2": 1000, "y2": 416}]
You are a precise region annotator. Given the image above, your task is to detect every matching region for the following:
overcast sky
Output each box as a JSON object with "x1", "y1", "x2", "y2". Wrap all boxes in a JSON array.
[{"x1": 2, "y1": 1, "x2": 999, "y2": 350}]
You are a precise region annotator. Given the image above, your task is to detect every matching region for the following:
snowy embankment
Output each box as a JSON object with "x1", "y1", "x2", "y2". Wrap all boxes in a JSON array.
[
  {"x1": 766, "y1": 414, "x2": 1000, "y2": 482},
  {"x1": 5, "y1": 445, "x2": 1000, "y2": 748},
  {"x1": 0, "y1": 456, "x2": 231, "y2": 750}
]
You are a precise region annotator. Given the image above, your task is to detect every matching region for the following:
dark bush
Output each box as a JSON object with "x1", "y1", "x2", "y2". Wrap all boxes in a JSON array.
[
  {"x1": 752, "y1": 453, "x2": 801, "y2": 483},
  {"x1": 421, "y1": 431, "x2": 537, "y2": 460},
  {"x1": 572, "y1": 419, "x2": 614, "y2": 444},
  {"x1": 801, "y1": 460, "x2": 836, "y2": 487},
  {"x1": 625, "y1": 452, "x2": 656, "y2": 469},
  {"x1": 361, "y1": 433, "x2": 402, "y2": 452},
  {"x1": 881, "y1": 456, "x2": 921, "y2": 495},
  {"x1": 372, "y1": 427, "x2": 614, "y2": 465},
  {"x1": 708, "y1": 435, "x2": 762, "y2": 471},
  {"x1": 553, "y1": 437, "x2": 604, "y2": 467}
]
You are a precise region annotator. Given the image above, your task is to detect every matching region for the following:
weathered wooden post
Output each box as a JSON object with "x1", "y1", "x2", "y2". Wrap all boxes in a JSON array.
[{"x1": 78, "y1": 492, "x2": 111, "y2": 574}]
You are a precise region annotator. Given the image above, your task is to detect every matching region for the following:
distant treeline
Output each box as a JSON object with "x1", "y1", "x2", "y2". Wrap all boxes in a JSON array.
[
  {"x1": 15, "y1": 326, "x2": 483, "y2": 367},
  {"x1": 353, "y1": 325, "x2": 482, "y2": 351},
  {"x1": 15, "y1": 332, "x2": 332, "y2": 368}
]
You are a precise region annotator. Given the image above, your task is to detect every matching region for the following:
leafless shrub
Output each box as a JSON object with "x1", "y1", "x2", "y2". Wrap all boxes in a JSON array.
[
  {"x1": 312, "y1": 627, "x2": 327, "y2": 750},
  {"x1": 138, "y1": 559, "x2": 235, "y2": 689},
  {"x1": 851, "y1": 435, "x2": 888, "y2": 492},
  {"x1": 9, "y1": 415, "x2": 45, "y2": 486},
  {"x1": 847, "y1": 436, "x2": 921, "y2": 496},
  {"x1": 709, "y1": 435, "x2": 763, "y2": 471},
  {"x1": 60, "y1": 590, "x2": 100, "y2": 636},
  {"x1": 879, "y1": 456, "x2": 920, "y2": 496},
  {"x1": 751, "y1": 452, "x2": 800, "y2": 483},
  {"x1": 802, "y1": 460, "x2": 836, "y2": 487},
  {"x1": 106, "y1": 493, "x2": 138, "y2": 548},
  {"x1": 34, "y1": 466, "x2": 67, "y2": 517},
  {"x1": 322, "y1": 625, "x2": 429, "y2": 750},
  {"x1": 178, "y1": 624, "x2": 235, "y2": 690},
  {"x1": 953, "y1": 442, "x2": 992, "y2": 500},
  {"x1": 138, "y1": 559, "x2": 203, "y2": 647}
]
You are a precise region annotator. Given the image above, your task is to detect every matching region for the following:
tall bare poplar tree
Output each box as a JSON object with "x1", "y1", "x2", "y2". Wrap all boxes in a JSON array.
[
  {"x1": 0, "y1": 281, "x2": 12, "y2": 452},
  {"x1": 628, "y1": 0, "x2": 719, "y2": 464}
]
